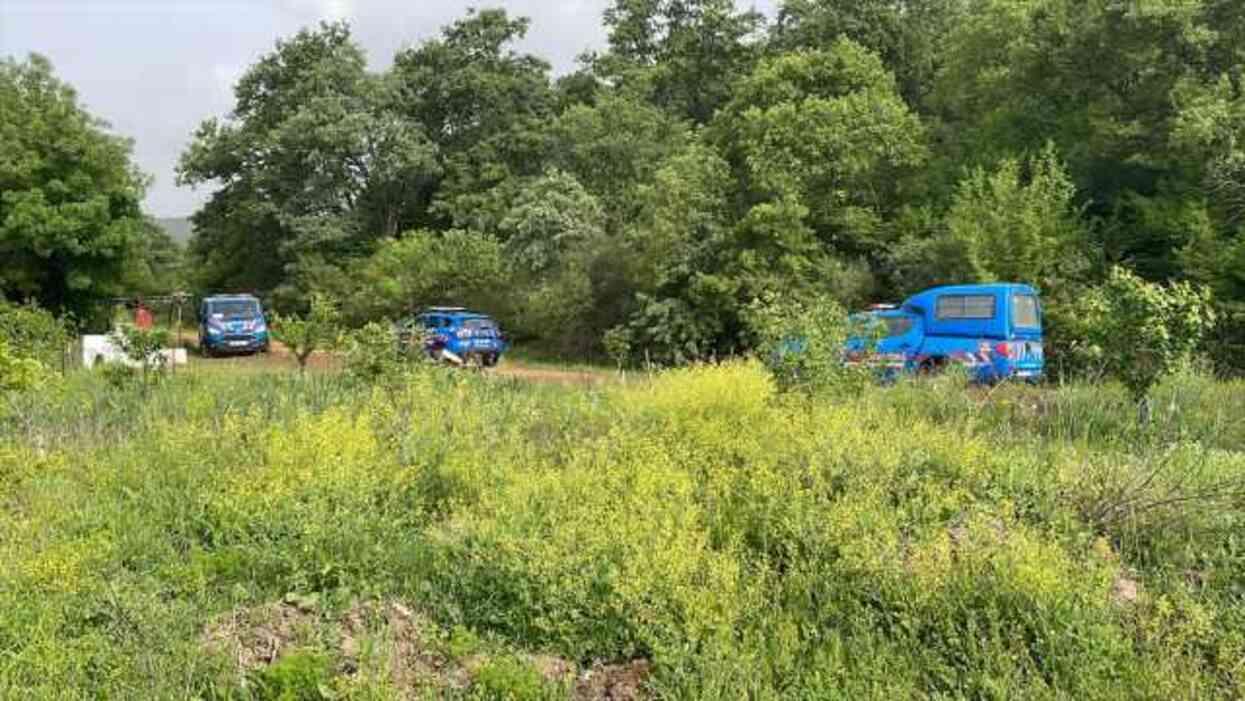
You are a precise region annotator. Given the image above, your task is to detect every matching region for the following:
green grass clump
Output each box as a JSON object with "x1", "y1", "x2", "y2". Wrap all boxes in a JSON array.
[{"x1": 0, "y1": 362, "x2": 1243, "y2": 698}]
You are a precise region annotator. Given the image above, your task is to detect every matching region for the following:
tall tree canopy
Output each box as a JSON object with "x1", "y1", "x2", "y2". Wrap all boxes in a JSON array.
[{"x1": 0, "y1": 55, "x2": 151, "y2": 320}]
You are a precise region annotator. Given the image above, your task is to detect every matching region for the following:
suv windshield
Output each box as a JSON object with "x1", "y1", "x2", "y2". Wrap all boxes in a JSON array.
[{"x1": 209, "y1": 300, "x2": 260, "y2": 318}]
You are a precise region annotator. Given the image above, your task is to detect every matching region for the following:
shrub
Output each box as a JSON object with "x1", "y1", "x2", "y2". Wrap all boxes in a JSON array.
[
  {"x1": 1072, "y1": 267, "x2": 1214, "y2": 417},
  {"x1": 746, "y1": 292, "x2": 872, "y2": 396},
  {"x1": 0, "y1": 339, "x2": 45, "y2": 394},
  {"x1": 342, "y1": 321, "x2": 409, "y2": 384},
  {"x1": 0, "y1": 300, "x2": 69, "y2": 369},
  {"x1": 470, "y1": 656, "x2": 555, "y2": 701}
]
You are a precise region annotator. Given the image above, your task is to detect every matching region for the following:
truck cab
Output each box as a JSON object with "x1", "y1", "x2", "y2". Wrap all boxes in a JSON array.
[
  {"x1": 849, "y1": 284, "x2": 1044, "y2": 382},
  {"x1": 198, "y1": 294, "x2": 270, "y2": 356}
]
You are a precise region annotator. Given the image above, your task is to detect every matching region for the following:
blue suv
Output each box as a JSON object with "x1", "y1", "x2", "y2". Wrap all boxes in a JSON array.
[
  {"x1": 199, "y1": 294, "x2": 270, "y2": 356},
  {"x1": 846, "y1": 284, "x2": 1044, "y2": 383},
  {"x1": 399, "y1": 307, "x2": 508, "y2": 367}
]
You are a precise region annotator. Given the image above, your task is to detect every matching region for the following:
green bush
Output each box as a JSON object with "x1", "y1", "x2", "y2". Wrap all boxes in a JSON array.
[
  {"x1": 0, "y1": 339, "x2": 45, "y2": 394},
  {"x1": 1072, "y1": 267, "x2": 1214, "y2": 414},
  {"x1": 746, "y1": 292, "x2": 873, "y2": 396},
  {"x1": 342, "y1": 321, "x2": 408, "y2": 384},
  {"x1": 0, "y1": 300, "x2": 69, "y2": 369},
  {"x1": 470, "y1": 656, "x2": 556, "y2": 701}
]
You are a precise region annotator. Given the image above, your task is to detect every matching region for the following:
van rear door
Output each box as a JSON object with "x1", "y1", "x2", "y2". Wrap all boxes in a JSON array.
[{"x1": 1006, "y1": 292, "x2": 1044, "y2": 374}]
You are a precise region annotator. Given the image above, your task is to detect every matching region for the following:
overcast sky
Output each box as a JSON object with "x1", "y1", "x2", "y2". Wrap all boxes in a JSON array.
[{"x1": 1, "y1": 0, "x2": 776, "y2": 218}]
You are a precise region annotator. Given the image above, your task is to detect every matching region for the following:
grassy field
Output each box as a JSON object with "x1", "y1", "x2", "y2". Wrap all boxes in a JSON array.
[{"x1": 1, "y1": 360, "x2": 1244, "y2": 699}]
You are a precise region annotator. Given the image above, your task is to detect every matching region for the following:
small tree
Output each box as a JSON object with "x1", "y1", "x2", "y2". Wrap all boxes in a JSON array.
[
  {"x1": 602, "y1": 326, "x2": 633, "y2": 374},
  {"x1": 271, "y1": 295, "x2": 342, "y2": 375},
  {"x1": 343, "y1": 321, "x2": 409, "y2": 384},
  {"x1": 109, "y1": 325, "x2": 172, "y2": 390},
  {"x1": 1075, "y1": 267, "x2": 1214, "y2": 421},
  {"x1": 746, "y1": 293, "x2": 871, "y2": 397}
]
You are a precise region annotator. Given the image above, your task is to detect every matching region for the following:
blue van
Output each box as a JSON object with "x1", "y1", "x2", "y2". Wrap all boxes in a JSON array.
[
  {"x1": 846, "y1": 284, "x2": 1044, "y2": 382},
  {"x1": 199, "y1": 294, "x2": 270, "y2": 356}
]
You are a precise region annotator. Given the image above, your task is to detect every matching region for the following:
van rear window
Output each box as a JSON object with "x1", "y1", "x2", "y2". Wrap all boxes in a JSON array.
[
  {"x1": 935, "y1": 295, "x2": 995, "y2": 320},
  {"x1": 1013, "y1": 294, "x2": 1040, "y2": 327}
]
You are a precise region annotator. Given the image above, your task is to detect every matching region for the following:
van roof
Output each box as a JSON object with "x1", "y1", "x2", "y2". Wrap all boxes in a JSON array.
[
  {"x1": 420, "y1": 308, "x2": 492, "y2": 319},
  {"x1": 908, "y1": 283, "x2": 1037, "y2": 296},
  {"x1": 901, "y1": 283, "x2": 1037, "y2": 310}
]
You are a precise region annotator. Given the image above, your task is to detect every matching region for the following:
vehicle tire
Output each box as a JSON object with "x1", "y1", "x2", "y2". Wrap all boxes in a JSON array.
[
  {"x1": 918, "y1": 357, "x2": 944, "y2": 376},
  {"x1": 483, "y1": 353, "x2": 499, "y2": 368}
]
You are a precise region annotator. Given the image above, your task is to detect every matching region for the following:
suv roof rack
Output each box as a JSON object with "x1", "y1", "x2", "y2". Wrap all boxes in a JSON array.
[{"x1": 424, "y1": 306, "x2": 469, "y2": 312}]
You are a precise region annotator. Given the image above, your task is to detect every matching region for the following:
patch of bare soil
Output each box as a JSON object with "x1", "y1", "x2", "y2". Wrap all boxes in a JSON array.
[
  {"x1": 574, "y1": 660, "x2": 653, "y2": 701},
  {"x1": 203, "y1": 598, "x2": 649, "y2": 698},
  {"x1": 201, "y1": 597, "x2": 321, "y2": 670},
  {"x1": 203, "y1": 598, "x2": 460, "y2": 696},
  {"x1": 265, "y1": 340, "x2": 340, "y2": 370},
  {"x1": 1111, "y1": 573, "x2": 1142, "y2": 606}
]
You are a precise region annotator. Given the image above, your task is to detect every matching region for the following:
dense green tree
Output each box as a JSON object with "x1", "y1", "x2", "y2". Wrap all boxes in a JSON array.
[
  {"x1": 0, "y1": 55, "x2": 150, "y2": 320},
  {"x1": 772, "y1": 0, "x2": 966, "y2": 109},
  {"x1": 498, "y1": 170, "x2": 605, "y2": 275},
  {"x1": 716, "y1": 42, "x2": 927, "y2": 259},
  {"x1": 549, "y1": 93, "x2": 688, "y2": 230},
  {"x1": 945, "y1": 144, "x2": 1088, "y2": 286},
  {"x1": 123, "y1": 218, "x2": 187, "y2": 296},
  {"x1": 179, "y1": 23, "x2": 439, "y2": 303},
  {"x1": 348, "y1": 229, "x2": 508, "y2": 322},
  {"x1": 600, "y1": 0, "x2": 765, "y2": 123},
  {"x1": 392, "y1": 9, "x2": 555, "y2": 229}
]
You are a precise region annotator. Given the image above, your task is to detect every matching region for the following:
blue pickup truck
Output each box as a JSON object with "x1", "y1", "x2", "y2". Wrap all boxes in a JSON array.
[{"x1": 846, "y1": 283, "x2": 1044, "y2": 382}]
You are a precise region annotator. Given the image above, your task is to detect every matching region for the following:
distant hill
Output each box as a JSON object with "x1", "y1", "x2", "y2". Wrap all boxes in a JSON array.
[{"x1": 156, "y1": 217, "x2": 193, "y2": 244}]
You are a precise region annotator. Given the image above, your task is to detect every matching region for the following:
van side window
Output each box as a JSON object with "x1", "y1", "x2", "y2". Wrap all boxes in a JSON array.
[
  {"x1": 936, "y1": 295, "x2": 996, "y2": 320},
  {"x1": 1013, "y1": 294, "x2": 1040, "y2": 327}
]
